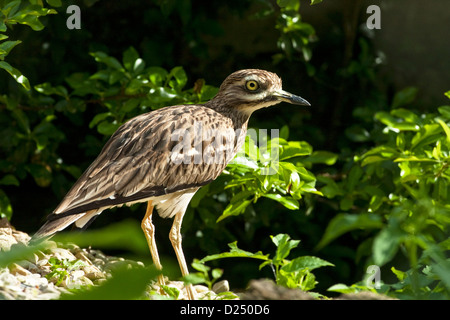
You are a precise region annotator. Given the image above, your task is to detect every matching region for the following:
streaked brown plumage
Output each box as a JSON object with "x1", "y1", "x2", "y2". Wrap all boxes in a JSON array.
[{"x1": 33, "y1": 69, "x2": 310, "y2": 299}]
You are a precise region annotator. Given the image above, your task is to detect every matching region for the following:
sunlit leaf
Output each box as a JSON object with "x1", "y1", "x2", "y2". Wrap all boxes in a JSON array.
[
  {"x1": 263, "y1": 193, "x2": 299, "y2": 210},
  {"x1": 281, "y1": 256, "x2": 334, "y2": 273},
  {"x1": 0, "y1": 61, "x2": 30, "y2": 90},
  {"x1": 199, "y1": 241, "x2": 269, "y2": 263}
]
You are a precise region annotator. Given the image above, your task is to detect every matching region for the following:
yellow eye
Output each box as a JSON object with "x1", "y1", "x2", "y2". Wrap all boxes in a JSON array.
[{"x1": 245, "y1": 80, "x2": 259, "y2": 91}]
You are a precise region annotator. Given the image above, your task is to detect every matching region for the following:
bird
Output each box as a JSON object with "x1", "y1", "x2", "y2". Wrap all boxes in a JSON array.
[{"x1": 32, "y1": 69, "x2": 310, "y2": 299}]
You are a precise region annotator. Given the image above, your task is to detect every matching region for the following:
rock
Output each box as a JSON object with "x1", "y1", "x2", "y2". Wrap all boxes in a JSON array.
[
  {"x1": 0, "y1": 220, "x2": 237, "y2": 300},
  {"x1": 8, "y1": 263, "x2": 32, "y2": 276},
  {"x1": 82, "y1": 264, "x2": 105, "y2": 281},
  {"x1": 212, "y1": 279, "x2": 230, "y2": 294},
  {"x1": 240, "y1": 279, "x2": 315, "y2": 300},
  {"x1": 74, "y1": 250, "x2": 93, "y2": 265},
  {"x1": 61, "y1": 270, "x2": 94, "y2": 289},
  {"x1": 0, "y1": 218, "x2": 30, "y2": 251},
  {"x1": 49, "y1": 247, "x2": 77, "y2": 261}
]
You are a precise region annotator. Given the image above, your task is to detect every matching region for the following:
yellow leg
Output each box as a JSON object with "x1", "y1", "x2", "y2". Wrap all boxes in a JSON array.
[
  {"x1": 169, "y1": 210, "x2": 196, "y2": 300},
  {"x1": 141, "y1": 201, "x2": 165, "y2": 288}
]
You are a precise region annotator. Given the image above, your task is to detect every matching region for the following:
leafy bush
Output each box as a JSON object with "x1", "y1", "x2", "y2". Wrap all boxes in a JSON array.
[
  {"x1": 317, "y1": 89, "x2": 450, "y2": 299},
  {"x1": 196, "y1": 233, "x2": 333, "y2": 295},
  {"x1": 0, "y1": 0, "x2": 59, "y2": 89}
]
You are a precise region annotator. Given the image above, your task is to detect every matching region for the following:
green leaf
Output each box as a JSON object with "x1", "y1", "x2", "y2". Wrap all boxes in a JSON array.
[
  {"x1": 271, "y1": 233, "x2": 300, "y2": 264},
  {"x1": 304, "y1": 151, "x2": 338, "y2": 165},
  {"x1": 120, "y1": 98, "x2": 140, "y2": 113},
  {"x1": 394, "y1": 156, "x2": 438, "y2": 163},
  {"x1": 2, "y1": 1, "x2": 20, "y2": 18},
  {"x1": 0, "y1": 61, "x2": 30, "y2": 90},
  {"x1": 125, "y1": 78, "x2": 145, "y2": 94},
  {"x1": 445, "y1": 91, "x2": 450, "y2": 100},
  {"x1": 316, "y1": 213, "x2": 383, "y2": 250},
  {"x1": 280, "y1": 141, "x2": 312, "y2": 160},
  {"x1": 217, "y1": 190, "x2": 253, "y2": 222},
  {"x1": 9, "y1": 7, "x2": 57, "y2": 31},
  {"x1": 46, "y1": 0, "x2": 62, "y2": 7},
  {"x1": 391, "y1": 108, "x2": 420, "y2": 123},
  {"x1": 0, "y1": 40, "x2": 22, "y2": 59},
  {"x1": 168, "y1": 66, "x2": 187, "y2": 90},
  {"x1": 263, "y1": 193, "x2": 299, "y2": 210},
  {"x1": 360, "y1": 145, "x2": 399, "y2": 166},
  {"x1": 97, "y1": 121, "x2": 120, "y2": 136},
  {"x1": 34, "y1": 82, "x2": 68, "y2": 97},
  {"x1": 411, "y1": 123, "x2": 442, "y2": 151},
  {"x1": 391, "y1": 266, "x2": 406, "y2": 281},
  {"x1": 438, "y1": 106, "x2": 450, "y2": 119},
  {"x1": 0, "y1": 174, "x2": 20, "y2": 186},
  {"x1": 212, "y1": 268, "x2": 223, "y2": 280},
  {"x1": 346, "y1": 165, "x2": 363, "y2": 191},
  {"x1": 122, "y1": 46, "x2": 140, "y2": 72},
  {"x1": 375, "y1": 112, "x2": 419, "y2": 132},
  {"x1": 89, "y1": 112, "x2": 112, "y2": 128},
  {"x1": 436, "y1": 119, "x2": 450, "y2": 144},
  {"x1": 0, "y1": 241, "x2": 49, "y2": 267},
  {"x1": 317, "y1": 176, "x2": 344, "y2": 199},
  {"x1": 192, "y1": 260, "x2": 210, "y2": 273},
  {"x1": 277, "y1": 0, "x2": 300, "y2": 11},
  {"x1": 218, "y1": 199, "x2": 252, "y2": 222},
  {"x1": 280, "y1": 125, "x2": 289, "y2": 140},
  {"x1": 199, "y1": 85, "x2": 218, "y2": 102},
  {"x1": 391, "y1": 87, "x2": 418, "y2": 109},
  {"x1": 199, "y1": 241, "x2": 269, "y2": 263},
  {"x1": 160, "y1": 285, "x2": 180, "y2": 299},
  {"x1": 310, "y1": 0, "x2": 323, "y2": 4},
  {"x1": 182, "y1": 272, "x2": 207, "y2": 286},
  {"x1": 327, "y1": 283, "x2": 360, "y2": 294},
  {"x1": 360, "y1": 155, "x2": 388, "y2": 167},
  {"x1": 372, "y1": 222, "x2": 405, "y2": 266},
  {"x1": 148, "y1": 67, "x2": 168, "y2": 86},
  {"x1": 0, "y1": 190, "x2": 13, "y2": 220},
  {"x1": 90, "y1": 51, "x2": 124, "y2": 70},
  {"x1": 281, "y1": 256, "x2": 334, "y2": 273},
  {"x1": 345, "y1": 125, "x2": 371, "y2": 142},
  {"x1": 108, "y1": 70, "x2": 125, "y2": 84}
]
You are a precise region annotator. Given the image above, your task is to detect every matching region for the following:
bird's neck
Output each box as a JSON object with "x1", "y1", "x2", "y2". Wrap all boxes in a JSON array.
[
  {"x1": 204, "y1": 99, "x2": 251, "y2": 160},
  {"x1": 204, "y1": 99, "x2": 252, "y2": 129}
]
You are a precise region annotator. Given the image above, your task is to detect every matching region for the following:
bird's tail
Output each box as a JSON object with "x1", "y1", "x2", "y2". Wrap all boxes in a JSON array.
[
  {"x1": 32, "y1": 213, "x2": 86, "y2": 241},
  {"x1": 31, "y1": 210, "x2": 101, "y2": 242}
]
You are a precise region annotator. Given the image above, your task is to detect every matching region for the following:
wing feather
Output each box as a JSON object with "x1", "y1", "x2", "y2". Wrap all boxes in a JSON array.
[{"x1": 51, "y1": 104, "x2": 245, "y2": 218}]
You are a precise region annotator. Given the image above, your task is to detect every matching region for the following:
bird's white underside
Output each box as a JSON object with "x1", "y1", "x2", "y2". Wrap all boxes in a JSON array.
[{"x1": 72, "y1": 188, "x2": 198, "y2": 229}]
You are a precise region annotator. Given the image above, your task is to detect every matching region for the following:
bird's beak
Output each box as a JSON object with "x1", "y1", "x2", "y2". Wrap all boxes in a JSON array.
[{"x1": 273, "y1": 89, "x2": 311, "y2": 106}]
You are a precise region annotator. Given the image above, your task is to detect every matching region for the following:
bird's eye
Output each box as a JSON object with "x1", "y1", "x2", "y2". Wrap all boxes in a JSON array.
[{"x1": 245, "y1": 80, "x2": 259, "y2": 91}]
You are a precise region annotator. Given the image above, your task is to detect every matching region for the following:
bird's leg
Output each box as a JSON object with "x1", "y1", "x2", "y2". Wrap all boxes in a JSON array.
[
  {"x1": 141, "y1": 201, "x2": 165, "y2": 289},
  {"x1": 169, "y1": 210, "x2": 196, "y2": 300}
]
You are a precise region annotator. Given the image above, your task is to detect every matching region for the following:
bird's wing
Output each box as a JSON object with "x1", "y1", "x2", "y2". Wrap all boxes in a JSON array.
[{"x1": 49, "y1": 104, "x2": 239, "y2": 218}]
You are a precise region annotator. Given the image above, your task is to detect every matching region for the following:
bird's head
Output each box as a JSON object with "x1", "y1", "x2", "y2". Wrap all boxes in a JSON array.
[{"x1": 212, "y1": 69, "x2": 310, "y2": 115}]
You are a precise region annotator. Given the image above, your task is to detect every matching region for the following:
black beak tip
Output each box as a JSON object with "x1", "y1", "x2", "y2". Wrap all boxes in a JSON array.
[{"x1": 291, "y1": 95, "x2": 311, "y2": 106}]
